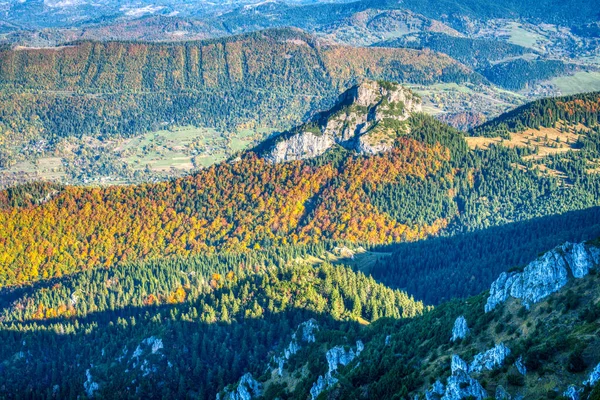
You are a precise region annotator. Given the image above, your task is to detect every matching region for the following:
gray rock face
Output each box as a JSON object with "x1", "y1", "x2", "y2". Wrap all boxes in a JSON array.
[
  {"x1": 310, "y1": 375, "x2": 338, "y2": 400},
  {"x1": 274, "y1": 319, "x2": 319, "y2": 376},
  {"x1": 263, "y1": 80, "x2": 421, "y2": 163},
  {"x1": 514, "y1": 356, "x2": 527, "y2": 376},
  {"x1": 485, "y1": 242, "x2": 599, "y2": 312},
  {"x1": 299, "y1": 319, "x2": 319, "y2": 343},
  {"x1": 426, "y1": 345, "x2": 511, "y2": 400},
  {"x1": 266, "y1": 131, "x2": 335, "y2": 164},
  {"x1": 563, "y1": 385, "x2": 581, "y2": 400},
  {"x1": 221, "y1": 373, "x2": 262, "y2": 400},
  {"x1": 425, "y1": 355, "x2": 486, "y2": 400},
  {"x1": 326, "y1": 341, "x2": 363, "y2": 375},
  {"x1": 310, "y1": 341, "x2": 364, "y2": 399},
  {"x1": 84, "y1": 369, "x2": 99, "y2": 398},
  {"x1": 451, "y1": 316, "x2": 470, "y2": 342},
  {"x1": 495, "y1": 385, "x2": 511, "y2": 400},
  {"x1": 469, "y1": 343, "x2": 510, "y2": 373},
  {"x1": 585, "y1": 362, "x2": 600, "y2": 387},
  {"x1": 426, "y1": 380, "x2": 445, "y2": 400},
  {"x1": 451, "y1": 355, "x2": 469, "y2": 374},
  {"x1": 441, "y1": 370, "x2": 487, "y2": 400}
]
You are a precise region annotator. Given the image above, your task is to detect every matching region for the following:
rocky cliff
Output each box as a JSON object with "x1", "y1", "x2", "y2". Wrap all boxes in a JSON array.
[
  {"x1": 262, "y1": 80, "x2": 422, "y2": 163},
  {"x1": 485, "y1": 242, "x2": 600, "y2": 312},
  {"x1": 451, "y1": 316, "x2": 470, "y2": 342}
]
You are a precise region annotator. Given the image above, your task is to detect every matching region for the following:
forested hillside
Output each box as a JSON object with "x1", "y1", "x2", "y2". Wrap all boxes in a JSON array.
[
  {"x1": 0, "y1": 28, "x2": 487, "y2": 174},
  {"x1": 0, "y1": 243, "x2": 426, "y2": 399},
  {"x1": 1, "y1": 88, "x2": 600, "y2": 289},
  {"x1": 371, "y1": 207, "x2": 600, "y2": 304},
  {"x1": 0, "y1": 234, "x2": 598, "y2": 398},
  {"x1": 376, "y1": 33, "x2": 531, "y2": 69},
  {"x1": 257, "y1": 240, "x2": 600, "y2": 400},
  {"x1": 0, "y1": 28, "x2": 475, "y2": 138},
  {"x1": 472, "y1": 91, "x2": 600, "y2": 137}
]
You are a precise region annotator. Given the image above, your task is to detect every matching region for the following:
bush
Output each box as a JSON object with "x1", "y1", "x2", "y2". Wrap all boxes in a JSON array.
[
  {"x1": 507, "y1": 373, "x2": 525, "y2": 386},
  {"x1": 567, "y1": 350, "x2": 587, "y2": 373}
]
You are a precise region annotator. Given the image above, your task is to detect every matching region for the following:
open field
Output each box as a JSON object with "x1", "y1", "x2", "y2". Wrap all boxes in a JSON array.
[
  {"x1": 0, "y1": 125, "x2": 269, "y2": 188},
  {"x1": 550, "y1": 72, "x2": 600, "y2": 95},
  {"x1": 467, "y1": 122, "x2": 592, "y2": 181},
  {"x1": 466, "y1": 123, "x2": 584, "y2": 158},
  {"x1": 506, "y1": 22, "x2": 543, "y2": 49}
]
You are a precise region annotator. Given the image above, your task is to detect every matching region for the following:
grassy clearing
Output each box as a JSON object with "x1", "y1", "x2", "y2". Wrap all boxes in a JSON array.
[
  {"x1": 467, "y1": 122, "x2": 590, "y2": 181},
  {"x1": 466, "y1": 123, "x2": 584, "y2": 158},
  {"x1": 506, "y1": 22, "x2": 542, "y2": 49},
  {"x1": 550, "y1": 72, "x2": 600, "y2": 95}
]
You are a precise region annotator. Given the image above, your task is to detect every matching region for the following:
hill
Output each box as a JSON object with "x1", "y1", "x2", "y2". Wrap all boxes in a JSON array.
[
  {"x1": 1, "y1": 84, "x2": 600, "y2": 289},
  {"x1": 0, "y1": 28, "x2": 492, "y2": 187},
  {"x1": 225, "y1": 240, "x2": 600, "y2": 400},
  {"x1": 0, "y1": 242, "x2": 427, "y2": 399},
  {"x1": 0, "y1": 234, "x2": 598, "y2": 398}
]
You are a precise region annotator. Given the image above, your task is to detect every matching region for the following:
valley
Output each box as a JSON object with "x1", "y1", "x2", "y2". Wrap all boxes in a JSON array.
[{"x1": 0, "y1": 1, "x2": 599, "y2": 399}]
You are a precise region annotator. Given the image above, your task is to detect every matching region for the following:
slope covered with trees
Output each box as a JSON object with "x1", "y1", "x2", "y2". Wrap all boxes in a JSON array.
[
  {"x1": 0, "y1": 28, "x2": 476, "y2": 142},
  {"x1": 270, "y1": 242, "x2": 600, "y2": 400},
  {"x1": 371, "y1": 207, "x2": 600, "y2": 304},
  {"x1": 2, "y1": 89, "x2": 600, "y2": 288},
  {"x1": 471, "y1": 91, "x2": 600, "y2": 137},
  {"x1": 376, "y1": 32, "x2": 530, "y2": 69},
  {"x1": 0, "y1": 244, "x2": 425, "y2": 399}
]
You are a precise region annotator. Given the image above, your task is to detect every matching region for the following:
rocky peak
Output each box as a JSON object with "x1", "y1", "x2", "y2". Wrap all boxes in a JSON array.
[
  {"x1": 274, "y1": 319, "x2": 319, "y2": 376},
  {"x1": 310, "y1": 340, "x2": 364, "y2": 399},
  {"x1": 262, "y1": 80, "x2": 422, "y2": 163},
  {"x1": 469, "y1": 343, "x2": 510, "y2": 373}
]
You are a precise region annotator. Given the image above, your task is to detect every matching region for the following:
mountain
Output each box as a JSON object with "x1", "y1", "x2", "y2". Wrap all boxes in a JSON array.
[
  {"x1": 0, "y1": 28, "x2": 495, "y2": 188},
  {"x1": 1, "y1": 85, "x2": 600, "y2": 289},
  {"x1": 0, "y1": 242, "x2": 428, "y2": 399},
  {"x1": 218, "y1": 240, "x2": 600, "y2": 400},
  {"x1": 0, "y1": 234, "x2": 598, "y2": 398},
  {"x1": 1, "y1": 82, "x2": 600, "y2": 397}
]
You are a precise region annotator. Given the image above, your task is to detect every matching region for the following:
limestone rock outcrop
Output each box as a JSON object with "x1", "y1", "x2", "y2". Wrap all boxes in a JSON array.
[
  {"x1": 263, "y1": 80, "x2": 421, "y2": 163},
  {"x1": 425, "y1": 343, "x2": 511, "y2": 400},
  {"x1": 585, "y1": 362, "x2": 600, "y2": 387},
  {"x1": 485, "y1": 242, "x2": 599, "y2": 312},
  {"x1": 274, "y1": 319, "x2": 319, "y2": 376},
  {"x1": 84, "y1": 369, "x2": 99, "y2": 398},
  {"x1": 310, "y1": 340, "x2": 364, "y2": 399},
  {"x1": 220, "y1": 373, "x2": 262, "y2": 400},
  {"x1": 326, "y1": 341, "x2": 364, "y2": 375},
  {"x1": 441, "y1": 369, "x2": 486, "y2": 400},
  {"x1": 451, "y1": 355, "x2": 468, "y2": 374},
  {"x1": 563, "y1": 385, "x2": 581, "y2": 400},
  {"x1": 425, "y1": 380, "x2": 445, "y2": 400},
  {"x1": 469, "y1": 343, "x2": 510, "y2": 373},
  {"x1": 514, "y1": 356, "x2": 527, "y2": 376},
  {"x1": 425, "y1": 354, "x2": 487, "y2": 400},
  {"x1": 451, "y1": 316, "x2": 470, "y2": 342}
]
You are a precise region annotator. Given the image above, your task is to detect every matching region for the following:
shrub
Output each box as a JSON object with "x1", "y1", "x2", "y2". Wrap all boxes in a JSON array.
[
  {"x1": 567, "y1": 350, "x2": 587, "y2": 373},
  {"x1": 507, "y1": 373, "x2": 525, "y2": 386}
]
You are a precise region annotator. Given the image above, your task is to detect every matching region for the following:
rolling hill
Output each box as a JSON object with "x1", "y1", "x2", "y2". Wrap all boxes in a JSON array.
[
  {"x1": 1, "y1": 83, "x2": 599, "y2": 290},
  {"x1": 0, "y1": 28, "x2": 497, "y2": 187}
]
